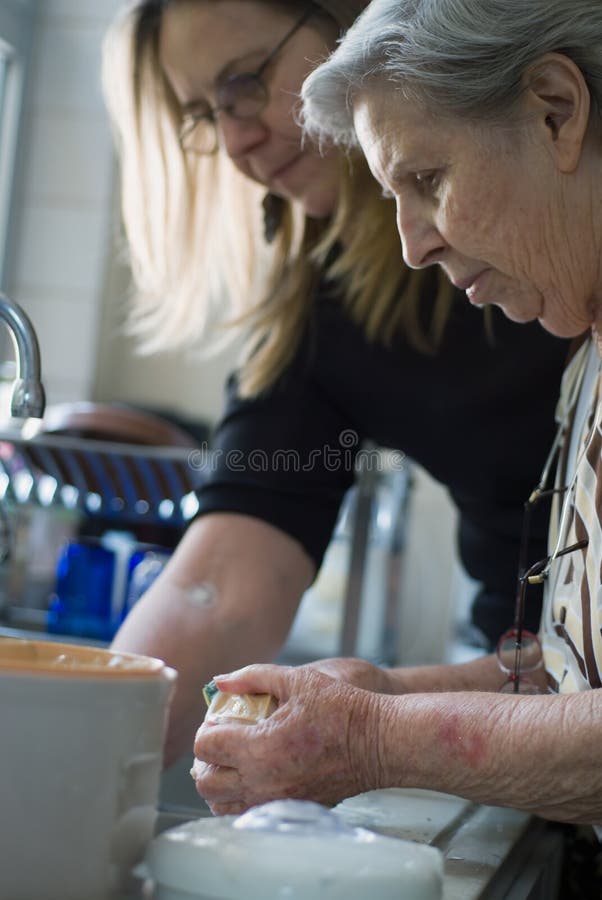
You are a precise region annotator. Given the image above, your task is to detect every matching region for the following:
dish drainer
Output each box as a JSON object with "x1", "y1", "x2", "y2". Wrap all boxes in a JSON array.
[
  {"x1": 0, "y1": 423, "x2": 412, "y2": 667},
  {"x1": 0, "y1": 423, "x2": 210, "y2": 527}
]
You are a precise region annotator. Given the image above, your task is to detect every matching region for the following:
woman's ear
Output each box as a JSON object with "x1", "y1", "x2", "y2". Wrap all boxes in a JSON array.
[{"x1": 523, "y1": 52, "x2": 591, "y2": 173}]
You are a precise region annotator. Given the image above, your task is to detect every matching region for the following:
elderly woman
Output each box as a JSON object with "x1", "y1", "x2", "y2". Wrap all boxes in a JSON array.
[
  {"x1": 102, "y1": 0, "x2": 567, "y2": 769},
  {"x1": 192, "y1": 0, "x2": 602, "y2": 863}
]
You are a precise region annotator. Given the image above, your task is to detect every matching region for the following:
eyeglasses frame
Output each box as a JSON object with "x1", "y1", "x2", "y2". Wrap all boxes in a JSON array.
[
  {"x1": 497, "y1": 337, "x2": 595, "y2": 695},
  {"x1": 499, "y1": 475, "x2": 589, "y2": 694},
  {"x1": 178, "y1": 3, "x2": 316, "y2": 155}
]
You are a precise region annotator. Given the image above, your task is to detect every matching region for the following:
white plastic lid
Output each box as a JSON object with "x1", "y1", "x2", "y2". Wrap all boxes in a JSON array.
[{"x1": 145, "y1": 799, "x2": 443, "y2": 900}]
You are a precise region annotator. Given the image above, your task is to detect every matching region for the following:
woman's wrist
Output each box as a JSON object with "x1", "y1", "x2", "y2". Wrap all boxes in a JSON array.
[
  {"x1": 347, "y1": 687, "x2": 385, "y2": 793},
  {"x1": 347, "y1": 689, "x2": 411, "y2": 793},
  {"x1": 351, "y1": 691, "x2": 490, "y2": 797}
]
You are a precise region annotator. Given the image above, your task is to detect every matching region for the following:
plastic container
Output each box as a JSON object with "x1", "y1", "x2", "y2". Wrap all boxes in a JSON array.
[{"x1": 143, "y1": 799, "x2": 443, "y2": 900}]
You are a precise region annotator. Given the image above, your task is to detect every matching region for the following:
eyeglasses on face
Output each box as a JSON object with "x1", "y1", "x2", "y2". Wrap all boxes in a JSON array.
[{"x1": 178, "y1": 4, "x2": 315, "y2": 155}]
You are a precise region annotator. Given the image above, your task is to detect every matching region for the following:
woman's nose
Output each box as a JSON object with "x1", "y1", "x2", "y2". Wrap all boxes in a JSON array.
[
  {"x1": 396, "y1": 200, "x2": 446, "y2": 269},
  {"x1": 217, "y1": 114, "x2": 269, "y2": 160}
]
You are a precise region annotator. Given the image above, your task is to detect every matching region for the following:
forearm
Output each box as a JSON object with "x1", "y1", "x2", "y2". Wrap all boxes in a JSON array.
[
  {"x1": 113, "y1": 580, "x2": 272, "y2": 766},
  {"x1": 112, "y1": 513, "x2": 315, "y2": 764},
  {"x1": 384, "y1": 654, "x2": 512, "y2": 694},
  {"x1": 366, "y1": 689, "x2": 602, "y2": 825}
]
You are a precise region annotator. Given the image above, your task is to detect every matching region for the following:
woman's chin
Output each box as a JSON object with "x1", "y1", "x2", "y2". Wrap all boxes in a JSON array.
[
  {"x1": 267, "y1": 185, "x2": 337, "y2": 219},
  {"x1": 490, "y1": 300, "x2": 538, "y2": 326},
  {"x1": 299, "y1": 184, "x2": 339, "y2": 219},
  {"x1": 493, "y1": 291, "x2": 591, "y2": 338},
  {"x1": 487, "y1": 286, "x2": 546, "y2": 327}
]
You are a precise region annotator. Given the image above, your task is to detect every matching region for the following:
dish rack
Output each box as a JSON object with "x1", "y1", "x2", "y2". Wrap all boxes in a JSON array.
[{"x1": 0, "y1": 425, "x2": 210, "y2": 527}]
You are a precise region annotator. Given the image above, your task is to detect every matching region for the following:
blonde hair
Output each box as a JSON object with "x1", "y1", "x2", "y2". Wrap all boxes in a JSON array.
[{"x1": 102, "y1": 0, "x2": 453, "y2": 397}]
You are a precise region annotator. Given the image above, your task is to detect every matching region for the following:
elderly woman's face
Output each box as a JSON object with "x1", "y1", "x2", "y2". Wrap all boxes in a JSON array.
[
  {"x1": 353, "y1": 88, "x2": 598, "y2": 338},
  {"x1": 159, "y1": 0, "x2": 341, "y2": 217}
]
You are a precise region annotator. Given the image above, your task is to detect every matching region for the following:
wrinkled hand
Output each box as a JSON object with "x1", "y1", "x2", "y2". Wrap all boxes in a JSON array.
[
  {"x1": 192, "y1": 664, "x2": 383, "y2": 816},
  {"x1": 306, "y1": 657, "x2": 393, "y2": 693}
]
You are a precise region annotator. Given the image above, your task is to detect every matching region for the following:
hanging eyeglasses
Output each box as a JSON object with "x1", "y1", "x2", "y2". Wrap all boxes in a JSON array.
[{"x1": 496, "y1": 338, "x2": 597, "y2": 695}]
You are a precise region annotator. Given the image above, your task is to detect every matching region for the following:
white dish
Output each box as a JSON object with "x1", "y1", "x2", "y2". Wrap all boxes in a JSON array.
[{"x1": 143, "y1": 799, "x2": 443, "y2": 900}]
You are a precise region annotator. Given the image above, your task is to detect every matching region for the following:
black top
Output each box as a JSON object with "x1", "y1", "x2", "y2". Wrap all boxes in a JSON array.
[{"x1": 196, "y1": 283, "x2": 570, "y2": 645}]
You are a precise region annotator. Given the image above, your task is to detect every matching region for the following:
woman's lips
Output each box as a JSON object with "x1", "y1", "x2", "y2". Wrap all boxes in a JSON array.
[
  {"x1": 464, "y1": 270, "x2": 491, "y2": 305},
  {"x1": 269, "y1": 153, "x2": 303, "y2": 185}
]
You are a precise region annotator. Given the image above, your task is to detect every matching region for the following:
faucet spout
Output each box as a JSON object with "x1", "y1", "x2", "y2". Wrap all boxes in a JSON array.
[{"x1": 0, "y1": 292, "x2": 45, "y2": 418}]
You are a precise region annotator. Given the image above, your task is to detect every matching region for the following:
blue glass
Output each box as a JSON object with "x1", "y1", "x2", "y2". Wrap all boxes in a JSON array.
[{"x1": 48, "y1": 540, "x2": 117, "y2": 641}]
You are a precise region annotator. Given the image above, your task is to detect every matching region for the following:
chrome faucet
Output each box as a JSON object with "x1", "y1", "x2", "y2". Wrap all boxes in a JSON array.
[{"x1": 0, "y1": 292, "x2": 45, "y2": 418}]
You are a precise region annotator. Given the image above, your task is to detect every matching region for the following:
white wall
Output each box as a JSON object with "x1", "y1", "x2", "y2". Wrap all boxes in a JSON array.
[
  {"x1": 0, "y1": 0, "x2": 36, "y2": 286},
  {"x1": 5, "y1": 0, "x2": 122, "y2": 404},
  {"x1": 93, "y1": 217, "x2": 242, "y2": 426}
]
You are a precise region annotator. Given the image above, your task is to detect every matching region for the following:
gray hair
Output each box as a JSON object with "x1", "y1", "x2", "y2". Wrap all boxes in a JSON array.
[{"x1": 301, "y1": 0, "x2": 602, "y2": 145}]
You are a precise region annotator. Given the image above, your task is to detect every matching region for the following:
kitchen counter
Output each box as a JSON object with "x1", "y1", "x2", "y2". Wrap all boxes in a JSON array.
[{"x1": 336, "y1": 789, "x2": 562, "y2": 900}]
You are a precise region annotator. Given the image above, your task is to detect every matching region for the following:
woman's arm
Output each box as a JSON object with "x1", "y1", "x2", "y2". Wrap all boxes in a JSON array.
[
  {"x1": 308, "y1": 653, "x2": 524, "y2": 694},
  {"x1": 111, "y1": 513, "x2": 315, "y2": 766},
  {"x1": 372, "y1": 687, "x2": 602, "y2": 824},
  {"x1": 193, "y1": 664, "x2": 602, "y2": 825}
]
